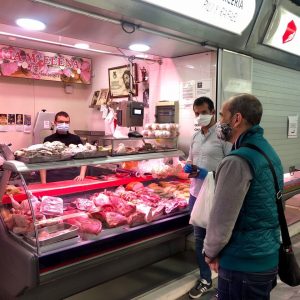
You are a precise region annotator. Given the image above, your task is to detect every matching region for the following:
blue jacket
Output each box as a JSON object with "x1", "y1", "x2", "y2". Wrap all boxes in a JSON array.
[{"x1": 220, "y1": 125, "x2": 283, "y2": 272}]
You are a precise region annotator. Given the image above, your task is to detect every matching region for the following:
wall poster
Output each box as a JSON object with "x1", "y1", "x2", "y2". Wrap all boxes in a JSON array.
[{"x1": 108, "y1": 63, "x2": 138, "y2": 98}]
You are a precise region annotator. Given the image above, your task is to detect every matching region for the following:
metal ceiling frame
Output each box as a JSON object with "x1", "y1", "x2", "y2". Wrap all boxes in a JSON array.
[{"x1": 32, "y1": 0, "x2": 208, "y2": 54}]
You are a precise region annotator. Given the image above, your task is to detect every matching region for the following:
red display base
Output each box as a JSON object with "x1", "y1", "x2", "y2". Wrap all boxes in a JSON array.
[{"x1": 2, "y1": 175, "x2": 154, "y2": 204}]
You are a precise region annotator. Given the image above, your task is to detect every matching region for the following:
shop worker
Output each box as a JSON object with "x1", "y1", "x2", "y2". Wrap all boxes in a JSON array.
[
  {"x1": 204, "y1": 94, "x2": 283, "y2": 300},
  {"x1": 184, "y1": 97, "x2": 232, "y2": 299},
  {"x1": 40, "y1": 111, "x2": 87, "y2": 184}
]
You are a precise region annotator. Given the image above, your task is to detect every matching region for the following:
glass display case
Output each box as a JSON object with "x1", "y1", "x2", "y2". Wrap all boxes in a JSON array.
[
  {"x1": 0, "y1": 150, "x2": 189, "y2": 260},
  {"x1": 0, "y1": 150, "x2": 194, "y2": 298},
  {"x1": 99, "y1": 136, "x2": 178, "y2": 156}
]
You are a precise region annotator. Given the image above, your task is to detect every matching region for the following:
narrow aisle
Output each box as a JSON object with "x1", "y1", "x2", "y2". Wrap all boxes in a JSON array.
[{"x1": 177, "y1": 233, "x2": 300, "y2": 300}]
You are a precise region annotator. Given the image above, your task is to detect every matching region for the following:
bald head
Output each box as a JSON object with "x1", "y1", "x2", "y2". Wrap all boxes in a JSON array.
[{"x1": 227, "y1": 94, "x2": 263, "y2": 126}]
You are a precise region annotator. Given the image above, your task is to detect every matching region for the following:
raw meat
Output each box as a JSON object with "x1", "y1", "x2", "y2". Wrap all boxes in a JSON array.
[
  {"x1": 136, "y1": 204, "x2": 153, "y2": 223},
  {"x1": 97, "y1": 211, "x2": 128, "y2": 228},
  {"x1": 40, "y1": 196, "x2": 64, "y2": 216},
  {"x1": 91, "y1": 193, "x2": 113, "y2": 210},
  {"x1": 109, "y1": 195, "x2": 136, "y2": 217},
  {"x1": 126, "y1": 182, "x2": 144, "y2": 191},
  {"x1": 160, "y1": 199, "x2": 179, "y2": 214},
  {"x1": 79, "y1": 218, "x2": 102, "y2": 235},
  {"x1": 74, "y1": 198, "x2": 97, "y2": 212},
  {"x1": 127, "y1": 211, "x2": 146, "y2": 227}
]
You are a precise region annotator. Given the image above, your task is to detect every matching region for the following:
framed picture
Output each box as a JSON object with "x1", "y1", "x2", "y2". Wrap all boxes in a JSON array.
[
  {"x1": 90, "y1": 90, "x2": 101, "y2": 107},
  {"x1": 108, "y1": 63, "x2": 138, "y2": 98},
  {"x1": 96, "y1": 88, "x2": 109, "y2": 106}
]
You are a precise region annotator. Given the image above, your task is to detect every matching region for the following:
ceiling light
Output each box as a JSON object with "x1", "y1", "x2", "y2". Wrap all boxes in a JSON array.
[
  {"x1": 185, "y1": 64, "x2": 195, "y2": 69},
  {"x1": 16, "y1": 18, "x2": 46, "y2": 31},
  {"x1": 129, "y1": 43, "x2": 150, "y2": 52},
  {"x1": 74, "y1": 43, "x2": 90, "y2": 49}
]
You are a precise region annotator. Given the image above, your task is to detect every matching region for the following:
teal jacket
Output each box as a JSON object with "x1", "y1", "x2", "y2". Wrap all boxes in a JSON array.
[{"x1": 220, "y1": 125, "x2": 283, "y2": 272}]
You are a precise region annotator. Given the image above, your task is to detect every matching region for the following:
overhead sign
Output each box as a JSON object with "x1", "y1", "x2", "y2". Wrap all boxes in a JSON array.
[
  {"x1": 0, "y1": 45, "x2": 92, "y2": 84},
  {"x1": 263, "y1": 7, "x2": 300, "y2": 57},
  {"x1": 139, "y1": 0, "x2": 256, "y2": 35}
]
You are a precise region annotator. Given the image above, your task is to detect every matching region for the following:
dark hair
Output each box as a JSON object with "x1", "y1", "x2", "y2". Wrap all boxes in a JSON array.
[
  {"x1": 228, "y1": 94, "x2": 263, "y2": 125},
  {"x1": 55, "y1": 111, "x2": 69, "y2": 121},
  {"x1": 122, "y1": 70, "x2": 131, "y2": 80},
  {"x1": 193, "y1": 97, "x2": 214, "y2": 112}
]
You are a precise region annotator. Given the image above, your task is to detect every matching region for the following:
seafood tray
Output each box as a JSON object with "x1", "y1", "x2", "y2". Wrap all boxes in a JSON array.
[
  {"x1": 15, "y1": 154, "x2": 73, "y2": 164},
  {"x1": 24, "y1": 223, "x2": 79, "y2": 246},
  {"x1": 73, "y1": 150, "x2": 110, "y2": 159}
]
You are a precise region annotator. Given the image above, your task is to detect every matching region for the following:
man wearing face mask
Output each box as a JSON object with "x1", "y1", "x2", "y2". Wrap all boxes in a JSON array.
[
  {"x1": 203, "y1": 94, "x2": 283, "y2": 300},
  {"x1": 184, "y1": 97, "x2": 232, "y2": 299},
  {"x1": 40, "y1": 111, "x2": 87, "y2": 184}
]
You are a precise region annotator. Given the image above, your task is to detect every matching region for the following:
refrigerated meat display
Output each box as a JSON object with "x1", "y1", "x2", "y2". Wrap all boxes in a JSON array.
[{"x1": 0, "y1": 150, "x2": 192, "y2": 299}]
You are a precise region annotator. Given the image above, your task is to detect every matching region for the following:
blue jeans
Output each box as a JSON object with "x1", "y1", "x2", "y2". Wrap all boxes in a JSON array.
[
  {"x1": 189, "y1": 194, "x2": 212, "y2": 283},
  {"x1": 218, "y1": 267, "x2": 277, "y2": 300}
]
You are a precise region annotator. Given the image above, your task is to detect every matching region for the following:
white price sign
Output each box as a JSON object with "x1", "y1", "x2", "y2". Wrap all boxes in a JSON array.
[{"x1": 139, "y1": 0, "x2": 256, "y2": 35}]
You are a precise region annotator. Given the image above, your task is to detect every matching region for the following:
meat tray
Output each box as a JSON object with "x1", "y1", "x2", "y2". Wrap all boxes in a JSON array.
[
  {"x1": 112, "y1": 148, "x2": 177, "y2": 156},
  {"x1": 24, "y1": 223, "x2": 79, "y2": 246},
  {"x1": 16, "y1": 154, "x2": 73, "y2": 164},
  {"x1": 73, "y1": 150, "x2": 110, "y2": 159}
]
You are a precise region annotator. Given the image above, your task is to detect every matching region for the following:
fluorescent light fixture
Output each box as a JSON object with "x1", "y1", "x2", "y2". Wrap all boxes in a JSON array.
[
  {"x1": 16, "y1": 18, "x2": 46, "y2": 31},
  {"x1": 74, "y1": 43, "x2": 90, "y2": 49},
  {"x1": 185, "y1": 64, "x2": 195, "y2": 69},
  {"x1": 129, "y1": 43, "x2": 150, "y2": 52},
  {"x1": 135, "y1": 53, "x2": 149, "y2": 58},
  {"x1": 0, "y1": 31, "x2": 112, "y2": 54}
]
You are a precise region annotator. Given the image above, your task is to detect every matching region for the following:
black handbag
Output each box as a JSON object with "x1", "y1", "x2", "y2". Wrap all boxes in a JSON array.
[{"x1": 242, "y1": 143, "x2": 300, "y2": 286}]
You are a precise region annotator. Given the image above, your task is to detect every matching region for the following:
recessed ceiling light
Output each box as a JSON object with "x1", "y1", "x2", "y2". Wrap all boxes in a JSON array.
[
  {"x1": 129, "y1": 43, "x2": 150, "y2": 52},
  {"x1": 74, "y1": 43, "x2": 90, "y2": 49},
  {"x1": 185, "y1": 64, "x2": 195, "y2": 69},
  {"x1": 16, "y1": 18, "x2": 46, "y2": 31}
]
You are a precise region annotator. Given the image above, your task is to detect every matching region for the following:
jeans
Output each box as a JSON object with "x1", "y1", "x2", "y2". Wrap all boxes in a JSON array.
[
  {"x1": 189, "y1": 194, "x2": 212, "y2": 283},
  {"x1": 218, "y1": 267, "x2": 277, "y2": 300}
]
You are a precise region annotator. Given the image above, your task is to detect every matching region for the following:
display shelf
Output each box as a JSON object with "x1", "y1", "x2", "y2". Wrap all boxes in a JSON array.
[{"x1": 2, "y1": 150, "x2": 184, "y2": 172}]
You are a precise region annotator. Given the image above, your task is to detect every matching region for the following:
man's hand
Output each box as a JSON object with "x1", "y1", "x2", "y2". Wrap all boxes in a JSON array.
[
  {"x1": 74, "y1": 175, "x2": 84, "y2": 181},
  {"x1": 74, "y1": 165, "x2": 87, "y2": 181},
  {"x1": 205, "y1": 257, "x2": 219, "y2": 273}
]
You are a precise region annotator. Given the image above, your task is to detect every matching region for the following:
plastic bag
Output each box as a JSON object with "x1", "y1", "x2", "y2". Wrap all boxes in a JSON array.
[{"x1": 189, "y1": 172, "x2": 215, "y2": 228}]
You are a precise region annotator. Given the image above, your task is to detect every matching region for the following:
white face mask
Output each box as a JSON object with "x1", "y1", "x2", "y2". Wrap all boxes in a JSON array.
[
  {"x1": 56, "y1": 122, "x2": 69, "y2": 133},
  {"x1": 194, "y1": 114, "x2": 213, "y2": 127}
]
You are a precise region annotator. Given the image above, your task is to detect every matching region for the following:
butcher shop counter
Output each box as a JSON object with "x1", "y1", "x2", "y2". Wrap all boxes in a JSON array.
[{"x1": 0, "y1": 150, "x2": 193, "y2": 299}]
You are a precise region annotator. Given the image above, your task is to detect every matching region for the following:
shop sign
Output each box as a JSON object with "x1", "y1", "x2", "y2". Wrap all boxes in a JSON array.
[
  {"x1": 0, "y1": 45, "x2": 92, "y2": 84},
  {"x1": 263, "y1": 7, "x2": 300, "y2": 57},
  {"x1": 139, "y1": 0, "x2": 256, "y2": 35}
]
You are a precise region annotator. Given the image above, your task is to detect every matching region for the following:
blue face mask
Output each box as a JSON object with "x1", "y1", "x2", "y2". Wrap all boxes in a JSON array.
[{"x1": 56, "y1": 122, "x2": 69, "y2": 133}]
